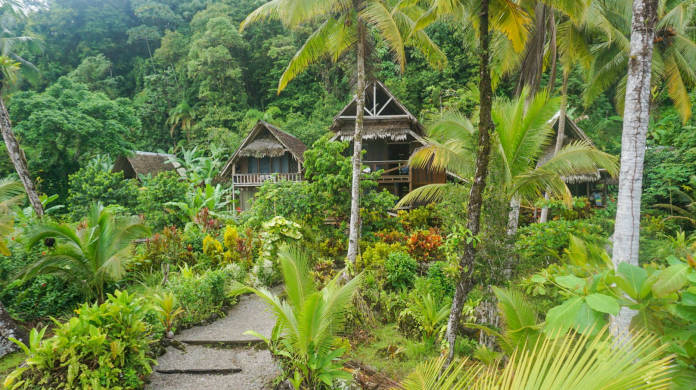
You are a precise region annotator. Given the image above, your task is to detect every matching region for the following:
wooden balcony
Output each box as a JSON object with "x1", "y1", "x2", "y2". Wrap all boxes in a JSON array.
[
  {"x1": 364, "y1": 160, "x2": 410, "y2": 183},
  {"x1": 232, "y1": 172, "x2": 303, "y2": 187}
]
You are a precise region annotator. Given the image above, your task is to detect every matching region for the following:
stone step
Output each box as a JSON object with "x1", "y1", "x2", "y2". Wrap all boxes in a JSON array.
[
  {"x1": 154, "y1": 345, "x2": 241, "y2": 375},
  {"x1": 177, "y1": 338, "x2": 266, "y2": 347}
]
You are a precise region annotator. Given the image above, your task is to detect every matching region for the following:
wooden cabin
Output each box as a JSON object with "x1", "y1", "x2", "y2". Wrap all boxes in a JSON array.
[
  {"x1": 330, "y1": 80, "x2": 446, "y2": 198},
  {"x1": 112, "y1": 151, "x2": 185, "y2": 181},
  {"x1": 219, "y1": 121, "x2": 307, "y2": 210}
]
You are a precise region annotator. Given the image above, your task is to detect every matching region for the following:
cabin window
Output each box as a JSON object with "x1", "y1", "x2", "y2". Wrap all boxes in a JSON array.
[
  {"x1": 260, "y1": 157, "x2": 270, "y2": 173},
  {"x1": 289, "y1": 158, "x2": 298, "y2": 173},
  {"x1": 281, "y1": 154, "x2": 290, "y2": 173},
  {"x1": 248, "y1": 157, "x2": 258, "y2": 173},
  {"x1": 272, "y1": 156, "x2": 281, "y2": 172}
]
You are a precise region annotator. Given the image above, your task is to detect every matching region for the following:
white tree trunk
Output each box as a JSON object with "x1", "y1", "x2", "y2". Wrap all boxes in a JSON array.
[
  {"x1": 610, "y1": 0, "x2": 657, "y2": 336},
  {"x1": 346, "y1": 20, "x2": 366, "y2": 267},
  {"x1": 507, "y1": 196, "x2": 521, "y2": 236},
  {"x1": 0, "y1": 96, "x2": 43, "y2": 217}
]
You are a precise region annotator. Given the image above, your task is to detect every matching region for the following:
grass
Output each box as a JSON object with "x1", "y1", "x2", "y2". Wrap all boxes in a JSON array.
[
  {"x1": 0, "y1": 352, "x2": 25, "y2": 380},
  {"x1": 350, "y1": 322, "x2": 441, "y2": 379}
]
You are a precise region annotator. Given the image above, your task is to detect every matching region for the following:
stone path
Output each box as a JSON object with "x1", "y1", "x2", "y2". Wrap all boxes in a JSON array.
[{"x1": 147, "y1": 291, "x2": 281, "y2": 390}]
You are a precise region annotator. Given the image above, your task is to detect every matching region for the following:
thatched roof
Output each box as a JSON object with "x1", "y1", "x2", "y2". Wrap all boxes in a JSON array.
[
  {"x1": 331, "y1": 80, "x2": 425, "y2": 141},
  {"x1": 219, "y1": 121, "x2": 307, "y2": 178},
  {"x1": 541, "y1": 112, "x2": 604, "y2": 184},
  {"x1": 112, "y1": 151, "x2": 185, "y2": 180}
]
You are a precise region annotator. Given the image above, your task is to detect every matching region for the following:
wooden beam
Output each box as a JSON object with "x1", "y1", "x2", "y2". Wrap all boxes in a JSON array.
[{"x1": 376, "y1": 96, "x2": 394, "y2": 116}]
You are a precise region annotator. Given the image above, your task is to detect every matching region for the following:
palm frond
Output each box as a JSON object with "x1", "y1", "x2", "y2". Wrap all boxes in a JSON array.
[
  {"x1": 362, "y1": 0, "x2": 406, "y2": 72},
  {"x1": 396, "y1": 183, "x2": 449, "y2": 208}
]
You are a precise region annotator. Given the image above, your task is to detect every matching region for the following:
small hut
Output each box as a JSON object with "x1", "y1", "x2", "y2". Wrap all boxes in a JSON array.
[
  {"x1": 219, "y1": 121, "x2": 306, "y2": 210},
  {"x1": 112, "y1": 151, "x2": 185, "y2": 180}
]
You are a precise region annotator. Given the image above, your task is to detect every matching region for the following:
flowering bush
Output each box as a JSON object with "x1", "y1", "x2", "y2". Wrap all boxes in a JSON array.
[
  {"x1": 375, "y1": 229, "x2": 407, "y2": 244},
  {"x1": 139, "y1": 226, "x2": 194, "y2": 270},
  {"x1": 222, "y1": 225, "x2": 255, "y2": 266},
  {"x1": 406, "y1": 229, "x2": 443, "y2": 262}
]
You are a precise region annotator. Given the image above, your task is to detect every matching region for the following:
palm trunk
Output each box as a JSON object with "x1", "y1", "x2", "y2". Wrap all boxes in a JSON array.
[
  {"x1": 445, "y1": 0, "x2": 493, "y2": 365},
  {"x1": 540, "y1": 70, "x2": 569, "y2": 223},
  {"x1": 346, "y1": 19, "x2": 367, "y2": 268},
  {"x1": 610, "y1": 0, "x2": 657, "y2": 336},
  {"x1": 507, "y1": 196, "x2": 521, "y2": 235},
  {"x1": 546, "y1": 12, "x2": 558, "y2": 94},
  {"x1": 0, "y1": 96, "x2": 43, "y2": 217}
]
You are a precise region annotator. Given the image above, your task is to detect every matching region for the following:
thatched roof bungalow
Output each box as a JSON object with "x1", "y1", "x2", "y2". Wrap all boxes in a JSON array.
[
  {"x1": 112, "y1": 151, "x2": 185, "y2": 180},
  {"x1": 219, "y1": 121, "x2": 307, "y2": 210}
]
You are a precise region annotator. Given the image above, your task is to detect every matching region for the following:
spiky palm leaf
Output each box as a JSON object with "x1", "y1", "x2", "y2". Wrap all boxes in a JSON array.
[
  {"x1": 237, "y1": 245, "x2": 361, "y2": 387},
  {"x1": 21, "y1": 204, "x2": 150, "y2": 302},
  {"x1": 585, "y1": 0, "x2": 696, "y2": 123},
  {"x1": 399, "y1": 90, "x2": 618, "y2": 207},
  {"x1": 242, "y1": 0, "x2": 446, "y2": 94},
  {"x1": 397, "y1": 327, "x2": 673, "y2": 390}
]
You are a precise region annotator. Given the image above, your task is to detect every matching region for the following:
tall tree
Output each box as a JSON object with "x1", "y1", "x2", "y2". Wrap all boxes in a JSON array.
[
  {"x1": 0, "y1": 5, "x2": 43, "y2": 217},
  {"x1": 611, "y1": 0, "x2": 658, "y2": 335},
  {"x1": 240, "y1": 0, "x2": 446, "y2": 267}
]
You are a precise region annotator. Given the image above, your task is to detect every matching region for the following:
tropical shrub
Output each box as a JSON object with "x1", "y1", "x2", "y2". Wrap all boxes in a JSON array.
[
  {"x1": 22, "y1": 204, "x2": 150, "y2": 302},
  {"x1": 406, "y1": 228, "x2": 443, "y2": 262},
  {"x1": 424, "y1": 261, "x2": 455, "y2": 299},
  {"x1": 4, "y1": 291, "x2": 155, "y2": 390},
  {"x1": 136, "y1": 225, "x2": 195, "y2": 271},
  {"x1": 397, "y1": 204, "x2": 439, "y2": 232},
  {"x1": 357, "y1": 241, "x2": 408, "y2": 273},
  {"x1": 166, "y1": 266, "x2": 239, "y2": 328},
  {"x1": 385, "y1": 251, "x2": 418, "y2": 290},
  {"x1": 238, "y1": 245, "x2": 359, "y2": 389},
  {"x1": 251, "y1": 216, "x2": 302, "y2": 286},
  {"x1": 137, "y1": 171, "x2": 189, "y2": 229},
  {"x1": 375, "y1": 229, "x2": 407, "y2": 244},
  {"x1": 515, "y1": 219, "x2": 604, "y2": 275}
]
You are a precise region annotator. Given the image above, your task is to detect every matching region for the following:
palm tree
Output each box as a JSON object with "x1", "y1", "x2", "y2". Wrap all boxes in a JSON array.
[
  {"x1": 414, "y1": 0, "x2": 530, "y2": 364},
  {"x1": 398, "y1": 90, "x2": 618, "y2": 234},
  {"x1": 22, "y1": 204, "x2": 150, "y2": 303},
  {"x1": 584, "y1": 0, "x2": 695, "y2": 123},
  {"x1": 240, "y1": 0, "x2": 446, "y2": 267},
  {"x1": 610, "y1": 0, "x2": 659, "y2": 336},
  {"x1": 236, "y1": 245, "x2": 361, "y2": 388},
  {"x1": 398, "y1": 327, "x2": 673, "y2": 390},
  {"x1": 0, "y1": 4, "x2": 43, "y2": 217}
]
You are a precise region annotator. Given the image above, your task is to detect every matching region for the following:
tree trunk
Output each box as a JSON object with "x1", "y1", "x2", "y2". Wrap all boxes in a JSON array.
[
  {"x1": 0, "y1": 96, "x2": 43, "y2": 217},
  {"x1": 546, "y1": 11, "x2": 558, "y2": 95},
  {"x1": 445, "y1": 0, "x2": 493, "y2": 365},
  {"x1": 0, "y1": 301, "x2": 26, "y2": 357},
  {"x1": 540, "y1": 70, "x2": 569, "y2": 223},
  {"x1": 507, "y1": 196, "x2": 521, "y2": 236},
  {"x1": 610, "y1": 0, "x2": 657, "y2": 336},
  {"x1": 346, "y1": 19, "x2": 367, "y2": 268}
]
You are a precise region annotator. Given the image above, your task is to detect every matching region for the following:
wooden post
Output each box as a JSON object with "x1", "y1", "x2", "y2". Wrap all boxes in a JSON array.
[{"x1": 231, "y1": 164, "x2": 236, "y2": 214}]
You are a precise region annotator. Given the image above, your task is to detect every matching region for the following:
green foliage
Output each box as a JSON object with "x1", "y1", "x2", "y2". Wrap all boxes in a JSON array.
[
  {"x1": 165, "y1": 266, "x2": 238, "y2": 328},
  {"x1": 5, "y1": 291, "x2": 155, "y2": 390},
  {"x1": 66, "y1": 163, "x2": 139, "y2": 218},
  {"x1": 137, "y1": 171, "x2": 188, "y2": 229},
  {"x1": 515, "y1": 219, "x2": 605, "y2": 275},
  {"x1": 22, "y1": 204, "x2": 150, "y2": 302},
  {"x1": 8, "y1": 77, "x2": 139, "y2": 197},
  {"x1": 238, "y1": 245, "x2": 359, "y2": 389},
  {"x1": 384, "y1": 251, "x2": 418, "y2": 291}
]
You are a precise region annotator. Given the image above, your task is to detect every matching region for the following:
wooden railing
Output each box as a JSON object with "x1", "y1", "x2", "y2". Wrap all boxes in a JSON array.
[
  {"x1": 232, "y1": 172, "x2": 303, "y2": 187},
  {"x1": 363, "y1": 160, "x2": 410, "y2": 183}
]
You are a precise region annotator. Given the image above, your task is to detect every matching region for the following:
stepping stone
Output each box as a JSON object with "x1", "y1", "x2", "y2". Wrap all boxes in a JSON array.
[
  {"x1": 148, "y1": 347, "x2": 280, "y2": 390},
  {"x1": 155, "y1": 345, "x2": 241, "y2": 375},
  {"x1": 176, "y1": 289, "x2": 278, "y2": 346}
]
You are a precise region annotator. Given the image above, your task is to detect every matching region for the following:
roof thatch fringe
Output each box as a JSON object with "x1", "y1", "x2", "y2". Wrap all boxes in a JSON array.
[
  {"x1": 562, "y1": 173, "x2": 601, "y2": 184},
  {"x1": 238, "y1": 138, "x2": 287, "y2": 158},
  {"x1": 336, "y1": 128, "x2": 410, "y2": 141}
]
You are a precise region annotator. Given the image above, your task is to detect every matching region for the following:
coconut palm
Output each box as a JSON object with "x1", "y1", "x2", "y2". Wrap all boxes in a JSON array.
[
  {"x1": 584, "y1": 0, "x2": 696, "y2": 123},
  {"x1": 236, "y1": 245, "x2": 361, "y2": 389},
  {"x1": 241, "y1": 0, "x2": 446, "y2": 267},
  {"x1": 398, "y1": 327, "x2": 673, "y2": 390},
  {"x1": 22, "y1": 204, "x2": 150, "y2": 303},
  {"x1": 398, "y1": 90, "x2": 618, "y2": 234}
]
